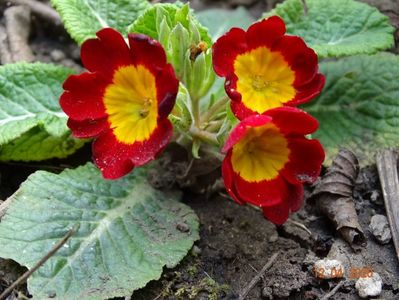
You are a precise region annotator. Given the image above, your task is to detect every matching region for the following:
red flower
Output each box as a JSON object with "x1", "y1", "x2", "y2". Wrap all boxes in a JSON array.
[
  {"x1": 222, "y1": 107, "x2": 324, "y2": 224},
  {"x1": 60, "y1": 28, "x2": 179, "y2": 179},
  {"x1": 212, "y1": 16, "x2": 325, "y2": 120}
]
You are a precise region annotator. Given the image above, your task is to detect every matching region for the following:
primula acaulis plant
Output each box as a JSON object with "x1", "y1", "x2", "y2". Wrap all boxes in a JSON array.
[
  {"x1": 0, "y1": 0, "x2": 396, "y2": 298},
  {"x1": 61, "y1": 15, "x2": 325, "y2": 224}
]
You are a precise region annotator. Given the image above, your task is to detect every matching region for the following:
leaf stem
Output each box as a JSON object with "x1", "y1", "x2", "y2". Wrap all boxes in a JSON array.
[
  {"x1": 201, "y1": 96, "x2": 229, "y2": 123},
  {"x1": 189, "y1": 127, "x2": 219, "y2": 146}
]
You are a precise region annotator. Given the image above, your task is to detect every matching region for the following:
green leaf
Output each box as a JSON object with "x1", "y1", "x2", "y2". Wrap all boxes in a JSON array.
[
  {"x1": 129, "y1": 3, "x2": 215, "y2": 99},
  {"x1": 128, "y1": 3, "x2": 211, "y2": 47},
  {"x1": 0, "y1": 163, "x2": 199, "y2": 299},
  {"x1": 51, "y1": 0, "x2": 150, "y2": 45},
  {"x1": 303, "y1": 53, "x2": 399, "y2": 164},
  {"x1": 0, "y1": 63, "x2": 84, "y2": 161},
  {"x1": 196, "y1": 7, "x2": 255, "y2": 40},
  {"x1": 169, "y1": 83, "x2": 194, "y2": 134},
  {"x1": 266, "y1": 0, "x2": 395, "y2": 58}
]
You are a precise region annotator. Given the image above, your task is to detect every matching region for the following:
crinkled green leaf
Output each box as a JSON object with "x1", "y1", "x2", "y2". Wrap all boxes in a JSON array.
[
  {"x1": 169, "y1": 83, "x2": 193, "y2": 133},
  {"x1": 266, "y1": 0, "x2": 395, "y2": 58},
  {"x1": 128, "y1": 3, "x2": 211, "y2": 47},
  {"x1": 196, "y1": 7, "x2": 255, "y2": 40},
  {"x1": 0, "y1": 63, "x2": 84, "y2": 161},
  {"x1": 129, "y1": 3, "x2": 215, "y2": 100},
  {"x1": 51, "y1": 0, "x2": 150, "y2": 44},
  {"x1": 0, "y1": 163, "x2": 199, "y2": 300},
  {"x1": 303, "y1": 53, "x2": 399, "y2": 164}
]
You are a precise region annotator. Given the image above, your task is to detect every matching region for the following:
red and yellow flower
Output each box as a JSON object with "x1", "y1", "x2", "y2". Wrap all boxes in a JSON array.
[
  {"x1": 222, "y1": 107, "x2": 324, "y2": 224},
  {"x1": 60, "y1": 28, "x2": 179, "y2": 179},
  {"x1": 212, "y1": 16, "x2": 325, "y2": 120}
]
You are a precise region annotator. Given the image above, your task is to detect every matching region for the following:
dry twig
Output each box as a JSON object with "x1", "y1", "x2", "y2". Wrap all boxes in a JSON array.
[
  {"x1": 238, "y1": 251, "x2": 279, "y2": 300},
  {"x1": 320, "y1": 280, "x2": 345, "y2": 300},
  {"x1": 0, "y1": 197, "x2": 13, "y2": 219},
  {"x1": 0, "y1": 226, "x2": 77, "y2": 300},
  {"x1": 376, "y1": 149, "x2": 399, "y2": 262}
]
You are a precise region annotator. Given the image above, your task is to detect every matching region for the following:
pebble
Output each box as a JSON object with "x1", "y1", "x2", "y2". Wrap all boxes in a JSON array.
[
  {"x1": 191, "y1": 245, "x2": 201, "y2": 255},
  {"x1": 355, "y1": 272, "x2": 382, "y2": 298},
  {"x1": 50, "y1": 49, "x2": 66, "y2": 62},
  {"x1": 268, "y1": 232, "x2": 278, "y2": 243},
  {"x1": 370, "y1": 190, "x2": 383, "y2": 205},
  {"x1": 370, "y1": 214, "x2": 392, "y2": 244},
  {"x1": 261, "y1": 286, "x2": 273, "y2": 299},
  {"x1": 176, "y1": 222, "x2": 190, "y2": 232},
  {"x1": 313, "y1": 259, "x2": 345, "y2": 279}
]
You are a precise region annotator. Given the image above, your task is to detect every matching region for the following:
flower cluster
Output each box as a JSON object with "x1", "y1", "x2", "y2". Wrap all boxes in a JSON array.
[
  {"x1": 60, "y1": 16, "x2": 325, "y2": 224},
  {"x1": 213, "y1": 16, "x2": 325, "y2": 224}
]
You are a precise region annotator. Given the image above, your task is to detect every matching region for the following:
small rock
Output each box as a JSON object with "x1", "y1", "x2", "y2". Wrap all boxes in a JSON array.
[
  {"x1": 261, "y1": 286, "x2": 273, "y2": 299},
  {"x1": 370, "y1": 214, "x2": 392, "y2": 244},
  {"x1": 50, "y1": 49, "x2": 66, "y2": 62},
  {"x1": 355, "y1": 272, "x2": 382, "y2": 298},
  {"x1": 176, "y1": 222, "x2": 190, "y2": 232},
  {"x1": 370, "y1": 190, "x2": 383, "y2": 205},
  {"x1": 269, "y1": 232, "x2": 278, "y2": 243},
  {"x1": 313, "y1": 259, "x2": 345, "y2": 279},
  {"x1": 191, "y1": 245, "x2": 201, "y2": 255}
]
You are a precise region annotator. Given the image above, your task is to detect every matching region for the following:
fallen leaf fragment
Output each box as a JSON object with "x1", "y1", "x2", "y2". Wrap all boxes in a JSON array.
[{"x1": 311, "y1": 149, "x2": 366, "y2": 251}]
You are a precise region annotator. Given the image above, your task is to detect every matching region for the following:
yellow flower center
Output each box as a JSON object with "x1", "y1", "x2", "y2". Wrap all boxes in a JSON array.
[
  {"x1": 103, "y1": 65, "x2": 158, "y2": 144},
  {"x1": 231, "y1": 123, "x2": 290, "y2": 182},
  {"x1": 234, "y1": 47, "x2": 296, "y2": 113}
]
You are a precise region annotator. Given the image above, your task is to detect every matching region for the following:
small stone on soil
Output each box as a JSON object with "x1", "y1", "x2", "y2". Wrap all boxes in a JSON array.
[
  {"x1": 191, "y1": 245, "x2": 201, "y2": 255},
  {"x1": 355, "y1": 272, "x2": 382, "y2": 298},
  {"x1": 50, "y1": 49, "x2": 66, "y2": 62},
  {"x1": 268, "y1": 232, "x2": 278, "y2": 243},
  {"x1": 261, "y1": 286, "x2": 273, "y2": 299},
  {"x1": 369, "y1": 214, "x2": 392, "y2": 244}
]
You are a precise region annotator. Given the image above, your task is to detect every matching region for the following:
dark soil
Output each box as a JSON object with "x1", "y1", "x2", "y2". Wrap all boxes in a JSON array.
[{"x1": 1, "y1": 0, "x2": 399, "y2": 300}]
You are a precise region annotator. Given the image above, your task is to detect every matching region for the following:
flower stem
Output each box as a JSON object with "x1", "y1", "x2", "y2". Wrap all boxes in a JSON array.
[
  {"x1": 189, "y1": 127, "x2": 219, "y2": 146},
  {"x1": 201, "y1": 96, "x2": 229, "y2": 123}
]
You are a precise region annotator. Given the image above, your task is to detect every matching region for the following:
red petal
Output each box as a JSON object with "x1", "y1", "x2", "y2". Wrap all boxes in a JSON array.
[
  {"x1": 92, "y1": 119, "x2": 173, "y2": 179},
  {"x1": 222, "y1": 152, "x2": 245, "y2": 205},
  {"x1": 289, "y1": 184, "x2": 304, "y2": 213},
  {"x1": 67, "y1": 117, "x2": 109, "y2": 138},
  {"x1": 272, "y1": 35, "x2": 318, "y2": 86},
  {"x1": 156, "y1": 64, "x2": 179, "y2": 119},
  {"x1": 282, "y1": 137, "x2": 325, "y2": 185},
  {"x1": 225, "y1": 74, "x2": 241, "y2": 102},
  {"x1": 230, "y1": 100, "x2": 257, "y2": 121},
  {"x1": 246, "y1": 16, "x2": 286, "y2": 50},
  {"x1": 60, "y1": 72, "x2": 109, "y2": 121},
  {"x1": 222, "y1": 114, "x2": 272, "y2": 152},
  {"x1": 212, "y1": 28, "x2": 247, "y2": 77},
  {"x1": 265, "y1": 106, "x2": 319, "y2": 135},
  {"x1": 234, "y1": 173, "x2": 288, "y2": 207},
  {"x1": 262, "y1": 183, "x2": 303, "y2": 225},
  {"x1": 128, "y1": 34, "x2": 167, "y2": 72},
  {"x1": 289, "y1": 73, "x2": 325, "y2": 106},
  {"x1": 81, "y1": 28, "x2": 131, "y2": 74}
]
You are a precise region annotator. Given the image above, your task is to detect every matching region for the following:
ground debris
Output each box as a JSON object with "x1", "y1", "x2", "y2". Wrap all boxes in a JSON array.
[
  {"x1": 355, "y1": 272, "x2": 382, "y2": 298},
  {"x1": 370, "y1": 214, "x2": 392, "y2": 244},
  {"x1": 311, "y1": 149, "x2": 366, "y2": 250},
  {"x1": 376, "y1": 149, "x2": 399, "y2": 262}
]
